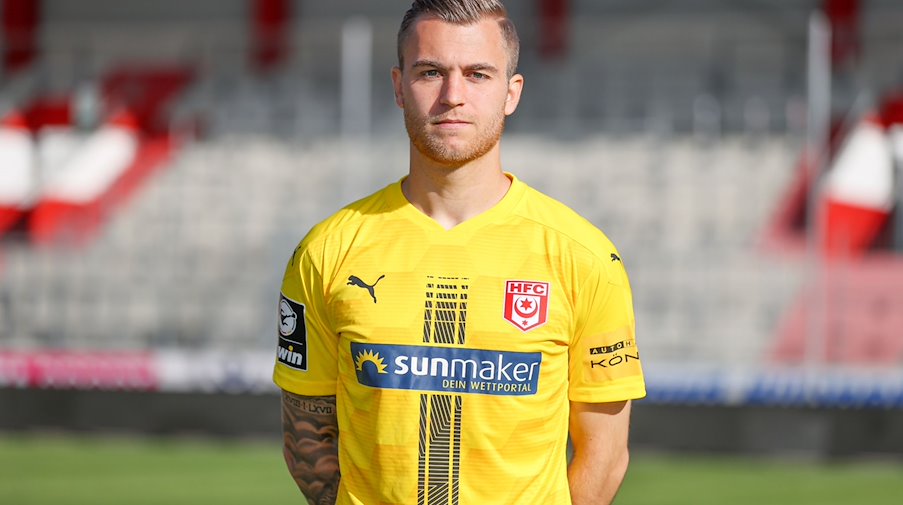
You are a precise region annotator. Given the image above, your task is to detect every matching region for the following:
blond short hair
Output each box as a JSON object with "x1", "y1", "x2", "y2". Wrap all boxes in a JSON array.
[{"x1": 397, "y1": 0, "x2": 520, "y2": 78}]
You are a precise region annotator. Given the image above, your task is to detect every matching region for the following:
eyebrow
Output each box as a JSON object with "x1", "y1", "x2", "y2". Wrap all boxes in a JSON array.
[{"x1": 411, "y1": 59, "x2": 499, "y2": 74}]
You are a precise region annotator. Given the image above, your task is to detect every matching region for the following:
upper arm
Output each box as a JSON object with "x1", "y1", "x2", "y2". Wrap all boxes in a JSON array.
[
  {"x1": 281, "y1": 390, "x2": 340, "y2": 504},
  {"x1": 567, "y1": 400, "x2": 632, "y2": 505},
  {"x1": 274, "y1": 244, "x2": 339, "y2": 396},
  {"x1": 281, "y1": 390, "x2": 339, "y2": 463},
  {"x1": 568, "y1": 400, "x2": 631, "y2": 454},
  {"x1": 568, "y1": 252, "x2": 645, "y2": 404}
]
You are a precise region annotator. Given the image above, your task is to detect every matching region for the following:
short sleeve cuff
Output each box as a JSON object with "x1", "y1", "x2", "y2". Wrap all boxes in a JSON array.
[
  {"x1": 568, "y1": 378, "x2": 646, "y2": 404},
  {"x1": 273, "y1": 365, "x2": 337, "y2": 396}
]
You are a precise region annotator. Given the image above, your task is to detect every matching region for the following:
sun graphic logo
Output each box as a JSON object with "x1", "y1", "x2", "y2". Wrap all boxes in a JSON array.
[{"x1": 355, "y1": 349, "x2": 388, "y2": 374}]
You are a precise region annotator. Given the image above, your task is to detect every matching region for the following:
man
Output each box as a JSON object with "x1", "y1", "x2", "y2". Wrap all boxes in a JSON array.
[{"x1": 274, "y1": 1, "x2": 646, "y2": 504}]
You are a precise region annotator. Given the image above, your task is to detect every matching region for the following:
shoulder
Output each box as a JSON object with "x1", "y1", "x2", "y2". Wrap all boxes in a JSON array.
[
  {"x1": 291, "y1": 183, "x2": 395, "y2": 263},
  {"x1": 513, "y1": 180, "x2": 632, "y2": 290},
  {"x1": 514, "y1": 181, "x2": 619, "y2": 262}
]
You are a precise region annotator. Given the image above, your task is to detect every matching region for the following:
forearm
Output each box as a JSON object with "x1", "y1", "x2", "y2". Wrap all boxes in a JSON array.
[{"x1": 281, "y1": 391, "x2": 340, "y2": 505}]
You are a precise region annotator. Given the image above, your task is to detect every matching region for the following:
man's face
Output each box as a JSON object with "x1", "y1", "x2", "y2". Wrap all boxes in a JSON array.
[{"x1": 392, "y1": 16, "x2": 523, "y2": 166}]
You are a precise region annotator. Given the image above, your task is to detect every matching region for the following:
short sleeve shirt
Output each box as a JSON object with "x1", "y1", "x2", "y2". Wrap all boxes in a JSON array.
[{"x1": 274, "y1": 174, "x2": 645, "y2": 505}]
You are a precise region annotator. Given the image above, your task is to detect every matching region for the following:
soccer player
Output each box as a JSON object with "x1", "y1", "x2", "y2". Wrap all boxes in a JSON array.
[{"x1": 274, "y1": 1, "x2": 646, "y2": 504}]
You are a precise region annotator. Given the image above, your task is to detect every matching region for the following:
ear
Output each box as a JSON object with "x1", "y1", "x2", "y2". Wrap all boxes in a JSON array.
[
  {"x1": 391, "y1": 66, "x2": 404, "y2": 109},
  {"x1": 504, "y1": 73, "x2": 524, "y2": 116}
]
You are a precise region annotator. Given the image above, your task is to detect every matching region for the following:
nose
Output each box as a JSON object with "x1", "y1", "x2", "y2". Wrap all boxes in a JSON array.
[{"x1": 439, "y1": 72, "x2": 466, "y2": 108}]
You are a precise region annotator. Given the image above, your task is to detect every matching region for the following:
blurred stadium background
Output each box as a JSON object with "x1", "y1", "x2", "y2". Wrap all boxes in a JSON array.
[{"x1": 1, "y1": 0, "x2": 903, "y2": 503}]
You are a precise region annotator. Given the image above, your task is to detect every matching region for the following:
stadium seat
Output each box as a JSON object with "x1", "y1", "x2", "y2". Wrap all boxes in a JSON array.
[{"x1": 771, "y1": 256, "x2": 903, "y2": 365}]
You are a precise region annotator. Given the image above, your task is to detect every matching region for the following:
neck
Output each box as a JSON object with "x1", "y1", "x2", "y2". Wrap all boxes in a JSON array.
[{"x1": 402, "y1": 143, "x2": 511, "y2": 230}]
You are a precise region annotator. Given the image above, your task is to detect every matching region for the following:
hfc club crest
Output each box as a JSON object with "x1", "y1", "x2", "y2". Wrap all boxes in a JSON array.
[{"x1": 504, "y1": 280, "x2": 550, "y2": 332}]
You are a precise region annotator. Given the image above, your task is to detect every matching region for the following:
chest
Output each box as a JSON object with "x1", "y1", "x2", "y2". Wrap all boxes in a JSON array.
[{"x1": 324, "y1": 233, "x2": 577, "y2": 352}]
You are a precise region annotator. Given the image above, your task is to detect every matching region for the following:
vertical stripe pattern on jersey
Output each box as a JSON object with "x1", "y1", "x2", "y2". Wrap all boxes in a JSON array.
[
  {"x1": 422, "y1": 277, "x2": 468, "y2": 344},
  {"x1": 418, "y1": 277, "x2": 468, "y2": 505}
]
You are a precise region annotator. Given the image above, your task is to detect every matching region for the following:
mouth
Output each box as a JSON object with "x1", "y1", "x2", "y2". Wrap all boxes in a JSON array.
[
  {"x1": 432, "y1": 118, "x2": 472, "y2": 129},
  {"x1": 432, "y1": 114, "x2": 471, "y2": 123}
]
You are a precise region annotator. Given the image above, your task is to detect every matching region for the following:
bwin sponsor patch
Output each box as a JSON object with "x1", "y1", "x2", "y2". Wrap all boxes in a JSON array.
[
  {"x1": 277, "y1": 294, "x2": 307, "y2": 371},
  {"x1": 351, "y1": 343, "x2": 542, "y2": 396}
]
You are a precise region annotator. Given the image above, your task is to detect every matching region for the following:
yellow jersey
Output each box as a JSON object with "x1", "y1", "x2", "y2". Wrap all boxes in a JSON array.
[{"x1": 274, "y1": 174, "x2": 645, "y2": 505}]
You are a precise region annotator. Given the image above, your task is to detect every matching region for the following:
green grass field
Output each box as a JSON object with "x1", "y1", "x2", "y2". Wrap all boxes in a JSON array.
[{"x1": 1, "y1": 434, "x2": 902, "y2": 505}]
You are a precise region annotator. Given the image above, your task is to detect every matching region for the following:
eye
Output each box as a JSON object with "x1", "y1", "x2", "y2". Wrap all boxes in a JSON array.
[
  {"x1": 469, "y1": 71, "x2": 489, "y2": 80},
  {"x1": 421, "y1": 69, "x2": 441, "y2": 78}
]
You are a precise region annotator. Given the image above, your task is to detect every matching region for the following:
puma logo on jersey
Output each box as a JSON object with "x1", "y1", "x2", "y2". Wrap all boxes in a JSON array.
[
  {"x1": 348, "y1": 275, "x2": 385, "y2": 303},
  {"x1": 611, "y1": 253, "x2": 621, "y2": 262}
]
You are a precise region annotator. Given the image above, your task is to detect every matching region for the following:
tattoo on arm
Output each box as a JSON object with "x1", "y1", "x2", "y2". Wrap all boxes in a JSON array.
[{"x1": 281, "y1": 391, "x2": 340, "y2": 505}]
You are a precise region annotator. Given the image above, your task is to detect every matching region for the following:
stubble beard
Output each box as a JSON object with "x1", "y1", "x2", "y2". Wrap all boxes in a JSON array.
[{"x1": 404, "y1": 106, "x2": 506, "y2": 167}]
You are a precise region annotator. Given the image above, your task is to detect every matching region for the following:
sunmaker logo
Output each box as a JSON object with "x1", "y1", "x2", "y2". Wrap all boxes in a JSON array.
[{"x1": 351, "y1": 343, "x2": 542, "y2": 396}]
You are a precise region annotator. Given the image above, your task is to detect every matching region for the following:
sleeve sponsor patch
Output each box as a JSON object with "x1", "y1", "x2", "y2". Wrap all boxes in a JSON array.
[
  {"x1": 589, "y1": 339, "x2": 635, "y2": 356},
  {"x1": 580, "y1": 328, "x2": 642, "y2": 382},
  {"x1": 277, "y1": 294, "x2": 307, "y2": 371}
]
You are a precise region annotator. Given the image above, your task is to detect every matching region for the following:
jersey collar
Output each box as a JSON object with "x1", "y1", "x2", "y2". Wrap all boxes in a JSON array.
[{"x1": 388, "y1": 172, "x2": 527, "y2": 234}]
